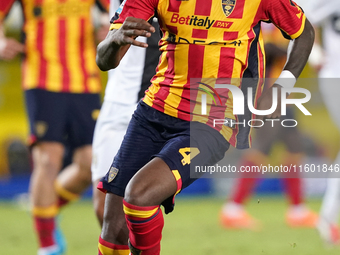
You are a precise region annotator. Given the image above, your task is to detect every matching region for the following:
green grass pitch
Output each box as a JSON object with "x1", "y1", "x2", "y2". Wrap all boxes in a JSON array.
[{"x1": 0, "y1": 196, "x2": 339, "y2": 255}]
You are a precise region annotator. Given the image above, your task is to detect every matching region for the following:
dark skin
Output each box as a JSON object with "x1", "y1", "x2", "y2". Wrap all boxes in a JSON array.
[
  {"x1": 256, "y1": 19, "x2": 315, "y2": 120},
  {"x1": 96, "y1": 17, "x2": 315, "y2": 245},
  {"x1": 101, "y1": 158, "x2": 176, "y2": 245},
  {"x1": 96, "y1": 17, "x2": 155, "y2": 70}
]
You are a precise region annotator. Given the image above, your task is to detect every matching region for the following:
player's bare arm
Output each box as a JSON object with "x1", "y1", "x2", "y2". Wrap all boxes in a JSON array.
[
  {"x1": 0, "y1": 20, "x2": 25, "y2": 61},
  {"x1": 96, "y1": 17, "x2": 155, "y2": 71},
  {"x1": 283, "y1": 19, "x2": 315, "y2": 78},
  {"x1": 257, "y1": 18, "x2": 315, "y2": 120}
]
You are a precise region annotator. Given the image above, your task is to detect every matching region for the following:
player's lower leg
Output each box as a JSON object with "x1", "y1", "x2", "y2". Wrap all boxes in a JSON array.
[
  {"x1": 123, "y1": 157, "x2": 178, "y2": 255},
  {"x1": 55, "y1": 178, "x2": 80, "y2": 208},
  {"x1": 30, "y1": 142, "x2": 65, "y2": 255},
  {"x1": 55, "y1": 145, "x2": 93, "y2": 208},
  {"x1": 124, "y1": 201, "x2": 164, "y2": 255},
  {"x1": 33, "y1": 204, "x2": 58, "y2": 249},
  {"x1": 98, "y1": 193, "x2": 129, "y2": 255}
]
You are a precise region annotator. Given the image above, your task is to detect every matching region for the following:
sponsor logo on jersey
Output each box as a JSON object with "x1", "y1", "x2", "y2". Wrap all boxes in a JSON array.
[
  {"x1": 108, "y1": 167, "x2": 119, "y2": 182},
  {"x1": 170, "y1": 13, "x2": 233, "y2": 29},
  {"x1": 222, "y1": 0, "x2": 236, "y2": 17}
]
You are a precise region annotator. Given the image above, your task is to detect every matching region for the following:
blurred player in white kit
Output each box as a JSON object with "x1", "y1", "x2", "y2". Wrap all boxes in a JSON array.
[
  {"x1": 297, "y1": 0, "x2": 340, "y2": 245},
  {"x1": 91, "y1": 0, "x2": 160, "y2": 226}
]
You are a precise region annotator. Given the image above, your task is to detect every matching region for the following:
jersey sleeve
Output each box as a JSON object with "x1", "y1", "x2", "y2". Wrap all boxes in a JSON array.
[
  {"x1": 262, "y1": 0, "x2": 306, "y2": 40},
  {"x1": 109, "y1": 0, "x2": 158, "y2": 30},
  {"x1": 0, "y1": 0, "x2": 16, "y2": 21}
]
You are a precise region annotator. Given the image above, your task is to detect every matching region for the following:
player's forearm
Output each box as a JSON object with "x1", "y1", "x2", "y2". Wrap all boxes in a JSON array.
[
  {"x1": 96, "y1": 17, "x2": 155, "y2": 71},
  {"x1": 96, "y1": 33, "x2": 124, "y2": 71},
  {"x1": 283, "y1": 19, "x2": 315, "y2": 78},
  {"x1": 96, "y1": 39, "x2": 121, "y2": 71}
]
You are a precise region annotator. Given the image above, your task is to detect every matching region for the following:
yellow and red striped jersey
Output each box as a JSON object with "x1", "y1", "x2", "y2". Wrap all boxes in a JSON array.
[
  {"x1": 110, "y1": 0, "x2": 305, "y2": 148},
  {"x1": 0, "y1": 0, "x2": 109, "y2": 93}
]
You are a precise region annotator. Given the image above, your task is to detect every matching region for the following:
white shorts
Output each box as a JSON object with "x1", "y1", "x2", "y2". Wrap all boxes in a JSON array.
[{"x1": 91, "y1": 101, "x2": 137, "y2": 182}]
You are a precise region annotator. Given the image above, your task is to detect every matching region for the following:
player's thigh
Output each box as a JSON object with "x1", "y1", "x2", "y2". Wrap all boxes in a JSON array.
[
  {"x1": 98, "y1": 107, "x2": 165, "y2": 198},
  {"x1": 170, "y1": 122, "x2": 230, "y2": 190},
  {"x1": 91, "y1": 102, "x2": 136, "y2": 182},
  {"x1": 124, "y1": 157, "x2": 177, "y2": 207},
  {"x1": 128, "y1": 123, "x2": 230, "y2": 213}
]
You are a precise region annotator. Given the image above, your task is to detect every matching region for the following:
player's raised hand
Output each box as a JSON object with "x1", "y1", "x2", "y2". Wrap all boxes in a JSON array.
[
  {"x1": 112, "y1": 17, "x2": 155, "y2": 48},
  {"x1": 97, "y1": 17, "x2": 156, "y2": 70},
  {"x1": 255, "y1": 84, "x2": 282, "y2": 125},
  {"x1": 0, "y1": 37, "x2": 25, "y2": 60}
]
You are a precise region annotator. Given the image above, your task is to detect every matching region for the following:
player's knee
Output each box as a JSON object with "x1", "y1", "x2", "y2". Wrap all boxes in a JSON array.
[
  {"x1": 32, "y1": 142, "x2": 64, "y2": 172},
  {"x1": 78, "y1": 167, "x2": 92, "y2": 186},
  {"x1": 124, "y1": 182, "x2": 151, "y2": 207},
  {"x1": 35, "y1": 159, "x2": 59, "y2": 174},
  {"x1": 124, "y1": 162, "x2": 178, "y2": 207},
  {"x1": 32, "y1": 153, "x2": 61, "y2": 178},
  {"x1": 73, "y1": 145, "x2": 92, "y2": 168}
]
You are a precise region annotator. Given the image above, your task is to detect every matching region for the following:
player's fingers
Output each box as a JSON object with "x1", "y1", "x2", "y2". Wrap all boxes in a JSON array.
[
  {"x1": 123, "y1": 18, "x2": 155, "y2": 33},
  {"x1": 128, "y1": 22, "x2": 155, "y2": 33},
  {"x1": 123, "y1": 29, "x2": 152, "y2": 38},
  {"x1": 7, "y1": 43, "x2": 25, "y2": 53},
  {"x1": 16, "y1": 43, "x2": 25, "y2": 52},
  {"x1": 130, "y1": 40, "x2": 149, "y2": 48},
  {"x1": 0, "y1": 51, "x2": 17, "y2": 60},
  {"x1": 255, "y1": 114, "x2": 265, "y2": 121},
  {"x1": 6, "y1": 38, "x2": 24, "y2": 51},
  {"x1": 268, "y1": 110, "x2": 281, "y2": 120},
  {"x1": 1, "y1": 39, "x2": 25, "y2": 56},
  {"x1": 124, "y1": 37, "x2": 148, "y2": 48}
]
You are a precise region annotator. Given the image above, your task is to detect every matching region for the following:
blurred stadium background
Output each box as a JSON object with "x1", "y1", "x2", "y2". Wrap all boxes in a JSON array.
[{"x1": 1, "y1": 3, "x2": 340, "y2": 255}]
